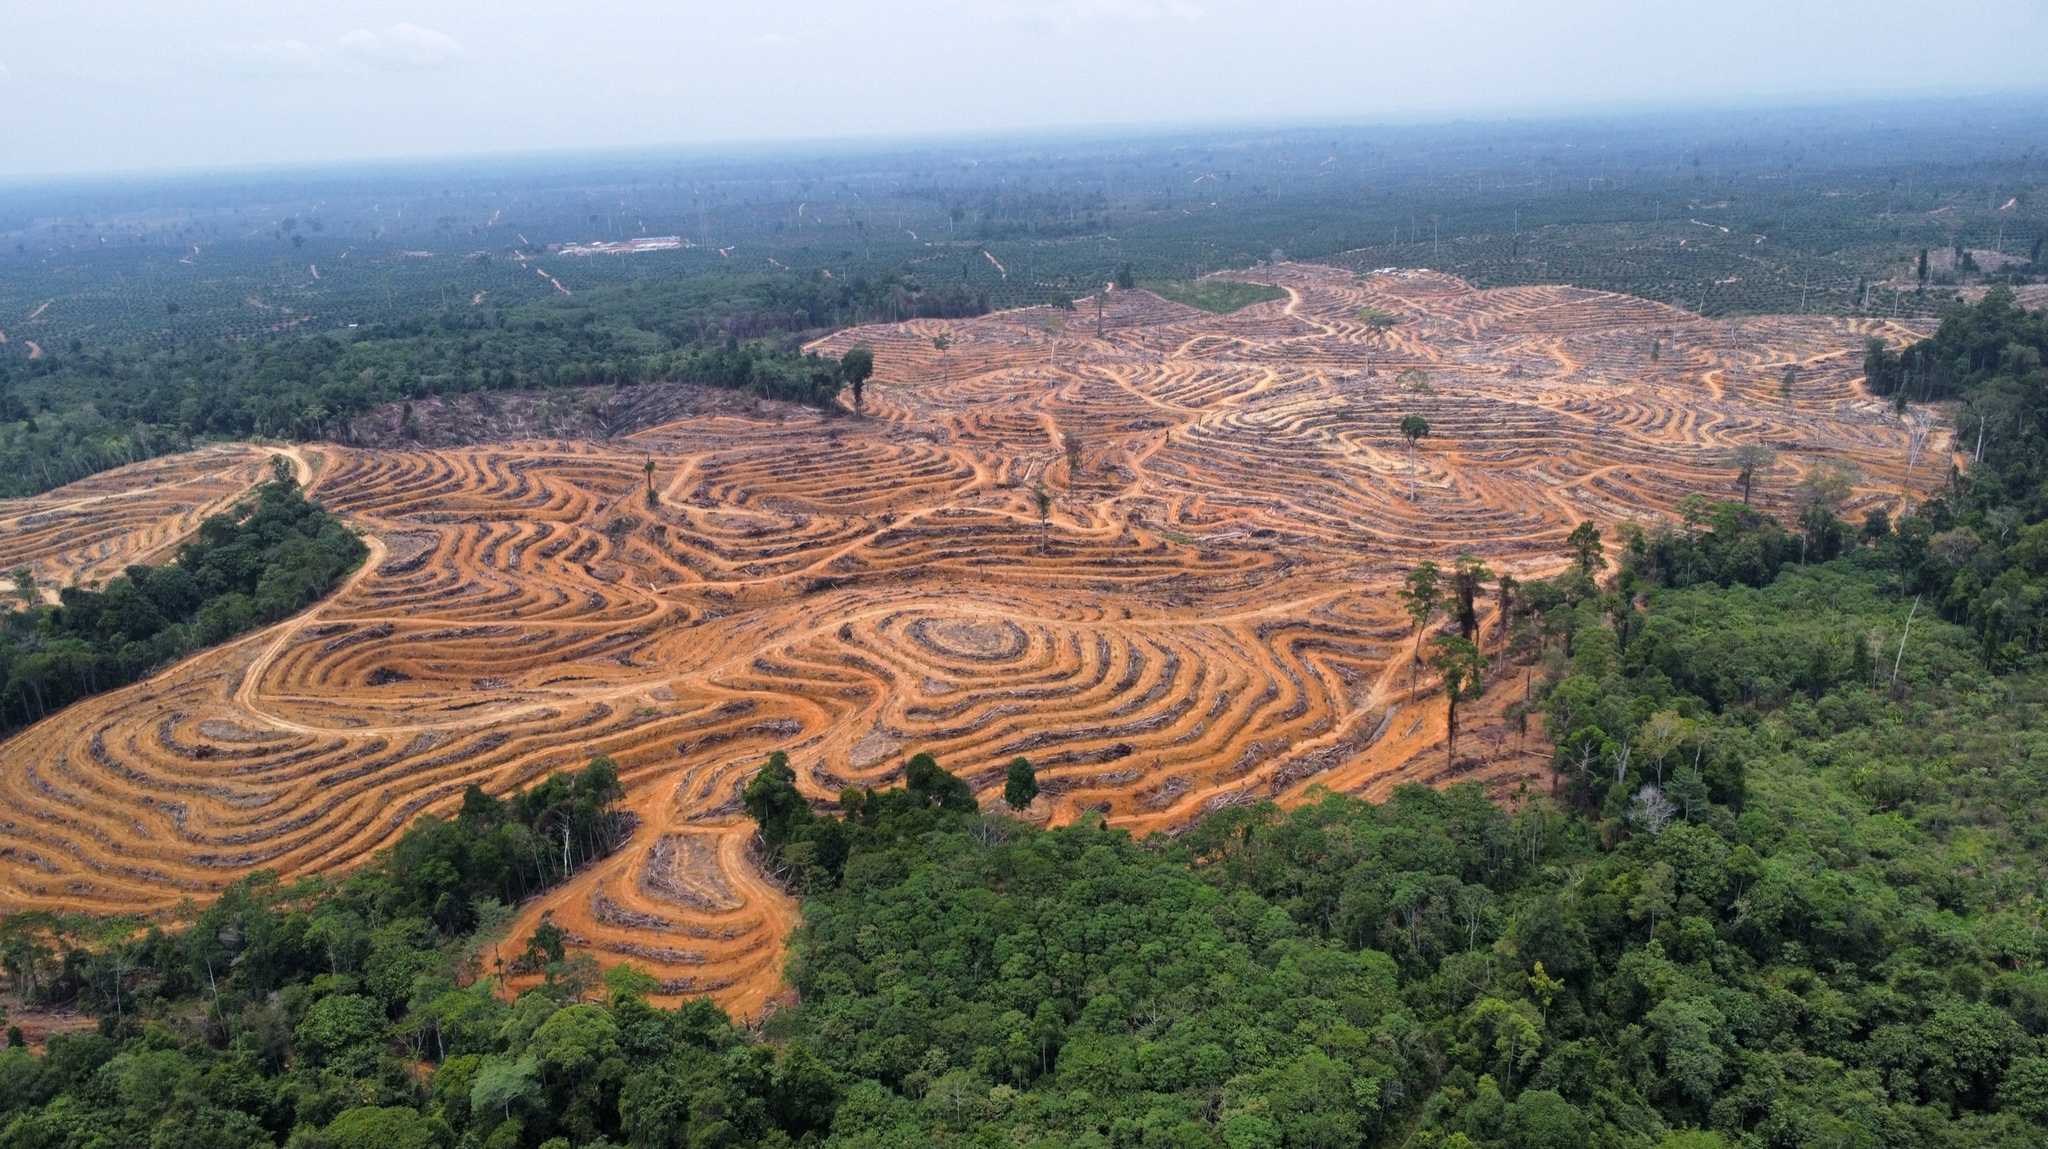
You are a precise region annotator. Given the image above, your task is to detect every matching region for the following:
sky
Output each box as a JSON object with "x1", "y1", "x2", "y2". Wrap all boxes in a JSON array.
[{"x1": 4, "y1": 0, "x2": 2045, "y2": 179}]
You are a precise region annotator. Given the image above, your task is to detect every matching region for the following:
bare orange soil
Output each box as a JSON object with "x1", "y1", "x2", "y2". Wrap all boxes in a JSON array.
[
  {"x1": 0, "y1": 445, "x2": 294, "y2": 597},
  {"x1": 0, "y1": 264, "x2": 1945, "y2": 1014},
  {"x1": 0, "y1": 998, "x2": 97, "y2": 1052}
]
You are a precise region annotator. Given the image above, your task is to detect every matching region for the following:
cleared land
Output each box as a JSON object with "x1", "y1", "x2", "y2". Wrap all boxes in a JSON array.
[
  {"x1": 0, "y1": 445, "x2": 300, "y2": 602},
  {"x1": 0, "y1": 263, "x2": 1948, "y2": 1014}
]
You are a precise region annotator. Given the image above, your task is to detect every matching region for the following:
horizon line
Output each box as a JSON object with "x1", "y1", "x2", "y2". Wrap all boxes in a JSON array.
[{"x1": 7, "y1": 85, "x2": 2048, "y2": 189}]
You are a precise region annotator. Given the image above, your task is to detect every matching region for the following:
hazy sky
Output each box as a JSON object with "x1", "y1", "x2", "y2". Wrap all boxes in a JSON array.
[{"x1": 5, "y1": 0, "x2": 2044, "y2": 179}]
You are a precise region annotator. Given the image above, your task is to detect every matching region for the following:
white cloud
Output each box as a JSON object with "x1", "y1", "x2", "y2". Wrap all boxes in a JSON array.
[{"x1": 337, "y1": 22, "x2": 465, "y2": 71}]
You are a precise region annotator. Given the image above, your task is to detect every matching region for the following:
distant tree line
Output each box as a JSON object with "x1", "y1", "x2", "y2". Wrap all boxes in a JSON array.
[{"x1": 0, "y1": 269, "x2": 977, "y2": 497}]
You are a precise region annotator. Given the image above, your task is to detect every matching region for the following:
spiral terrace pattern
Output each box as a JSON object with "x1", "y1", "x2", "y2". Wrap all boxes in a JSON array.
[{"x1": 0, "y1": 263, "x2": 1950, "y2": 1013}]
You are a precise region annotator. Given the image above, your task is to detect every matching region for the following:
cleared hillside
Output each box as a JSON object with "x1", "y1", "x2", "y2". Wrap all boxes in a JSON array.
[{"x1": 0, "y1": 262, "x2": 1948, "y2": 1014}]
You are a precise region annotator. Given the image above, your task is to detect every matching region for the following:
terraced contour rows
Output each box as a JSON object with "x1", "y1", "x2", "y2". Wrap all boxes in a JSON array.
[{"x1": 0, "y1": 264, "x2": 1948, "y2": 1013}]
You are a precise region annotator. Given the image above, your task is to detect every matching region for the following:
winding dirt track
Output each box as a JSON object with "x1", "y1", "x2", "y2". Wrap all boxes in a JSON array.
[{"x1": 0, "y1": 264, "x2": 1946, "y2": 1013}]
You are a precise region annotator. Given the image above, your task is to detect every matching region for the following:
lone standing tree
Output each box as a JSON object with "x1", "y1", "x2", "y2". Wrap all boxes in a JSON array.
[
  {"x1": 1034, "y1": 482, "x2": 1053, "y2": 553},
  {"x1": 643, "y1": 457, "x2": 657, "y2": 506},
  {"x1": 932, "y1": 333, "x2": 953, "y2": 385},
  {"x1": 840, "y1": 346, "x2": 875, "y2": 412},
  {"x1": 1451, "y1": 553, "x2": 1492, "y2": 641},
  {"x1": 1400, "y1": 414, "x2": 1431, "y2": 476},
  {"x1": 1004, "y1": 757, "x2": 1038, "y2": 811},
  {"x1": 1429, "y1": 634, "x2": 1489, "y2": 767},
  {"x1": 1732, "y1": 443, "x2": 1776, "y2": 505},
  {"x1": 1567, "y1": 522, "x2": 1604, "y2": 577}
]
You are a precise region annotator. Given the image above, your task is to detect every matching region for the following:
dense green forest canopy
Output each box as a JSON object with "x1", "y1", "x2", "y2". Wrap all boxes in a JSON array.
[
  {"x1": 1856, "y1": 286, "x2": 2048, "y2": 664},
  {"x1": 0, "y1": 275, "x2": 918, "y2": 496},
  {"x1": 1, "y1": 468, "x2": 366, "y2": 733}
]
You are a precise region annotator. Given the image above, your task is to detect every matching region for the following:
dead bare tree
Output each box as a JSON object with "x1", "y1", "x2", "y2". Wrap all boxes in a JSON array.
[
  {"x1": 1901, "y1": 415, "x2": 1931, "y2": 514},
  {"x1": 1890, "y1": 595, "x2": 1920, "y2": 697}
]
